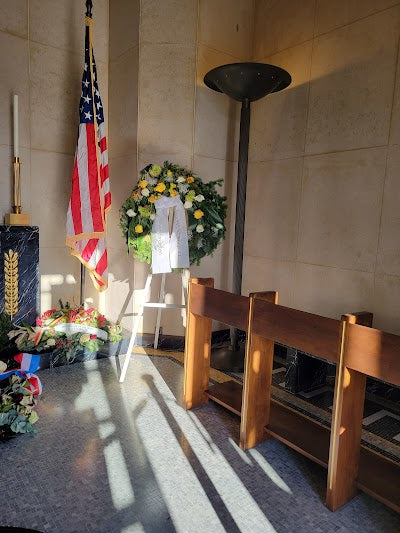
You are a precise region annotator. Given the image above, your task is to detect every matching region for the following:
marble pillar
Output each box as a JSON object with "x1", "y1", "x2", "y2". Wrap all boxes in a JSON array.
[{"x1": 0, "y1": 226, "x2": 39, "y2": 326}]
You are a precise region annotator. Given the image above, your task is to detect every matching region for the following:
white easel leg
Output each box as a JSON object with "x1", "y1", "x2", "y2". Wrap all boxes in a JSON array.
[
  {"x1": 119, "y1": 272, "x2": 153, "y2": 383},
  {"x1": 181, "y1": 268, "x2": 190, "y2": 327},
  {"x1": 154, "y1": 272, "x2": 166, "y2": 349}
]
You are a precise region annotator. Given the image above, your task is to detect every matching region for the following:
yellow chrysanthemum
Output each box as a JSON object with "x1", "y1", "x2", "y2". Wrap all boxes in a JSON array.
[
  {"x1": 154, "y1": 182, "x2": 166, "y2": 193},
  {"x1": 167, "y1": 170, "x2": 173, "y2": 176},
  {"x1": 187, "y1": 176, "x2": 194, "y2": 183},
  {"x1": 139, "y1": 179, "x2": 147, "y2": 188},
  {"x1": 149, "y1": 195, "x2": 156, "y2": 203},
  {"x1": 170, "y1": 190, "x2": 179, "y2": 197},
  {"x1": 169, "y1": 183, "x2": 177, "y2": 189},
  {"x1": 194, "y1": 209, "x2": 204, "y2": 219},
  {"x1": 135, "y1": 224, "x2": 143, "y2": 233}
]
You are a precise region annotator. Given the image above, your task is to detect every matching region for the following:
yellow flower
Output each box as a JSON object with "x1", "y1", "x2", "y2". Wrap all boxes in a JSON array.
[
  {"x1": 149, "y1": 195, "x2": 156, "y2": 203},
  {"x1": 144, "y1": 235, "x2": 151, "y2": 242},
  {"x1": 80, "y1": 333, "x2": 91, "y2": 344},
  {"x1": 167, "y1": 170, "x2": 173, "y2": 176},
  {"x1": 187, "y1": 176, "x2": 194, "y2": 183},
  {"x1": 154, "y1": 182, "x2": 166, "y2": 193},
  {"x1": 132, "y1": 190, "x2": 140, "y2": 199},
  {"x1": 194, "y1": 209, "x2": 204, "y2": 219},
  {"x1": 169, "y1": 183, "x2": 177, "y2": 189},
  {"x1": 170, "y1": 189, "x2": 179, "y2": 197},
  {"x1": 139, "y1": 179, "x2": 148, "y2": 188},
  {"x1": 135, "y1": 224, "x2": 143, "y2": 233}
]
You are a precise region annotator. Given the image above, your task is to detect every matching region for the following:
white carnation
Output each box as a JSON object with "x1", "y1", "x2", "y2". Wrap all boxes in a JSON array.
[
  {"x1": 46, "y1": 338, "x2": 56, "y2": 347},
  {"x1": 141, "y1": 188, "x2": 150, "y2": 197},
  {"x1": 150, "y1": 214, "x2": 156, "y2": 221},
  {"x1": 177, "y1": 176, "x2": 186, "y2": 183},
  {"x1": 194, "y1": 194, "x2": 204, "y2": 202},
  {"x1": 178, "y1": 183, "x2": 189, "y2": 194},
  {"x1": 126, "y1": 209, "x2": 136, "y2": 217},
  {"x1": 196, "y1": 224, "x2": 204, "y2": 233},
  {"x1": 0, "y1": 361, "x2": 7, "y2": 373},
  {"x1": 184, "y1": 201, "x2": 192, "y2": 209}
]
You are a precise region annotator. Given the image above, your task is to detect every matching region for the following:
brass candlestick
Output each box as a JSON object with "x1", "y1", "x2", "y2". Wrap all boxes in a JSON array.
[{"x1": 5, "y1": 157, "x2": 30, "y2": 226}]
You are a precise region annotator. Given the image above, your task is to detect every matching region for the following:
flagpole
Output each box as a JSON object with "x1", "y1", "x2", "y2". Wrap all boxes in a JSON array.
[{"x1": 79, "y1": 0, "x2": 92, "y2": 307}]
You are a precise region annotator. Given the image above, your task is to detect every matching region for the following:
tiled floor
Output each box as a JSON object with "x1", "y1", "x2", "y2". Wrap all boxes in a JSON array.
[{"x1": 0, "y1": 355, "x2": 399, "y2": 533}]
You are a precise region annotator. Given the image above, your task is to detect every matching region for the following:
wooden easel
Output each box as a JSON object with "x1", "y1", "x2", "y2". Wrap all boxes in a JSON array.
[{"x1": 119, "y1": 206, "x2": 190, "y2": 383}]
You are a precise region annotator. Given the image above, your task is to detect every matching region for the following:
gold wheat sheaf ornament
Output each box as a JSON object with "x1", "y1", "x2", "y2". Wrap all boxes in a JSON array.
[{"x1": 4, "y1": 249, "x2": 19, "y2": 320}]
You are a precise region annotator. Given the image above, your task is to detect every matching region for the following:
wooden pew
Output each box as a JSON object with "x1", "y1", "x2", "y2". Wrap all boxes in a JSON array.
[
  {"x1": 327, "y1": 315, "x2": 400, "y2": 512},
  {"x1": 183, "y1": 278, "x2": 400, "y2": 512}
]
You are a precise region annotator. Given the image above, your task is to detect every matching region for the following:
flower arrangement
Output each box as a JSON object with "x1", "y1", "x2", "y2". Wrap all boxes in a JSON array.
[
  {"x1": 0, "y1": 361, "x2": 39, "y2": 439},
  {"x1": 120, "y1": 161, "x2": 227, "y2": 266},
  {"x1": 7, "y1": 303, "x2": 123, "y2": 365}
]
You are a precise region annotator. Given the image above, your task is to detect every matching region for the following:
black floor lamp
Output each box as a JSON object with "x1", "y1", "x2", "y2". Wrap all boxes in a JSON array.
[{"x1": 204, "y1": 63, "x2": 291, "y2": 370}]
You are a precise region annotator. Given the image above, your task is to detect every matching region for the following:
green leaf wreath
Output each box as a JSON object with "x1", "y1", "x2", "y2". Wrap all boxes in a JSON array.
[{"x1": 120, "y1": 162, "x2": 227, "y2": 266}]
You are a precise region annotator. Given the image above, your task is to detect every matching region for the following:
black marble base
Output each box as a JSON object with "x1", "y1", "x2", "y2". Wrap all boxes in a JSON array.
[
  {"x1": 284, "y1": 346, "x2": 327, "y2": 394},
  {"x1": 0, "y1": 225, "x2": 39, "y2": 326}
]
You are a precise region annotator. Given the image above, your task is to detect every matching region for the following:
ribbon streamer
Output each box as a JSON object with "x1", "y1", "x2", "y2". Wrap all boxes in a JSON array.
[
  {"x1": 0, "y1": 353, "x2": 42, "y2": 396},
  {"x1": 151, "y1": 195, "x2": 190, "y2": 274}
]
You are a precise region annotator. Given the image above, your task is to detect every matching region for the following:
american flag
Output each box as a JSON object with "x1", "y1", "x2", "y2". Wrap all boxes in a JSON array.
[{"x1": 66, "y1": 16, "x2": 111, "y2": 291}]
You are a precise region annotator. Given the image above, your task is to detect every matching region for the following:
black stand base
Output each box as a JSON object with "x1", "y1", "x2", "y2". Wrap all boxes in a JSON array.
[{"x1": 210, "y1": 344, "x2": 245, "y2": 373}]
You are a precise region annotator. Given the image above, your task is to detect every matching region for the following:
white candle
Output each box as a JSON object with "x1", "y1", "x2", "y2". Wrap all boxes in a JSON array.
[{"x1": 13, "y1": 94, "x2": 19, "y2": 158}]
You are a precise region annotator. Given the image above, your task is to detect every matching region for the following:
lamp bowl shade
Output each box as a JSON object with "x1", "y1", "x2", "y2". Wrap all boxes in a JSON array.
[{"x1": 204, "y1": 62, "x2": 291, "y2": 102}]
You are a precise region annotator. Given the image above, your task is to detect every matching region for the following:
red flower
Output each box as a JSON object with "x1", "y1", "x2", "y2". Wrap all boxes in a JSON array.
[
  {"x1": 41, "y1": 309, "x2": 56, "y2": 320},
  {"x1": 90, "y1": 334, "x2": 97, "y2": 340},
  {"x1": 97, "y1": 315, "x2": 105, "y2": 327},
  {"x1": 56, "y1": 340, "x2": 63, "y2": 347},
  {"x1": 36, "y1": 318, "x2": 43, "y2": 326},
  {"x1": 68, "y1": 310, "x2": 77, "y2": 323}
]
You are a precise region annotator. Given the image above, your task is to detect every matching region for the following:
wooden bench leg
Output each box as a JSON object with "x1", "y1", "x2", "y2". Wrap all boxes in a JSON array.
[
  {"x1": 183, "y1": 278, "x2": 214, "y2": 409},
  {"x1": 240, "y1": 291, "x2": 278, "y2": 450},
  {"x1": 326, "y1": 312, "x2": 373, "y2": 511}
]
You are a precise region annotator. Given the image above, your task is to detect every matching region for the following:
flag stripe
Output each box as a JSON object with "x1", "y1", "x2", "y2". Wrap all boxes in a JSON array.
[
  {"x1": 70, "y1": 155, "x2": 83, "y2": 235},
  {"x1": 86, "y1": 124, "x2": 103, "y2": 232},
  {"x1": 76, "y1": 125, "x2": 94, "y2": 233}
]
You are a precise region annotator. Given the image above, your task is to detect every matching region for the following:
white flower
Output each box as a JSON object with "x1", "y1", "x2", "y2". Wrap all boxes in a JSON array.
[
  {"x1": 126, "y1": 209, "x2": 136, "y2": 217},
  {"x1": 46, "y1": 338, "x2": 56, "y2": 347},
  {"x1": 146, "y1": 176, "x2": 157, "y2": 186},
  {"x1": 21, "y1": 395, "x2": 32, "y2": 406},
  {"x1": 184, "y1": 201, "x2": 192, "y2": 209},
  {"x1": 141, "y1": 188, "x2": 150, "y2": 197},
  {"x1": 196, "y1": 224, "x2": 204, "y2": 233},
  {"x1": 178, "y1": 183, "x2": 189, "y2": 194},
  {"x1": 150, "y1": 214, "x2": 156, "y2": 221},
  {"x1": 0, "y1": 361, "x2": 7, "y2": 373},
  {"x1": 194, "y1": 194, "x2": 204, "y2": 202},
  {"x1": 177, "y1": 176, "x2": 186, "y2": 183}
]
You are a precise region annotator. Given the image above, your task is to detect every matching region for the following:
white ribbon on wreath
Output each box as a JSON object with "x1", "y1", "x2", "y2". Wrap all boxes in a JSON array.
[{"x1": 151, "y1": 195, "x2": 190, "y2": 274}]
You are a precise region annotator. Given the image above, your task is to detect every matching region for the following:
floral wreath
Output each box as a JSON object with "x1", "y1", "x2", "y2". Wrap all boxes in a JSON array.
[
  {"x1": 8, "y1": 303, "x2": 122, "y2": 365},
  {"x1": 120, "y1": 161, "x2": 227, "y2": 266}
]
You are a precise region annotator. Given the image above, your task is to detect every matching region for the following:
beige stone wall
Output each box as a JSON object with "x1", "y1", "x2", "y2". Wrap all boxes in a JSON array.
[
  {"x1": 109, "y1": 0, "x2": 254, "y2": 336},
  {"x1": 107, "y1": 0, "x2": 139, "y2": 329},
  {"x1": 0, "y1": 0, "x2": 109, "y2": 312},
  {"x1": 246, "y1": 1, "x2": 400, "y2": 334}
]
